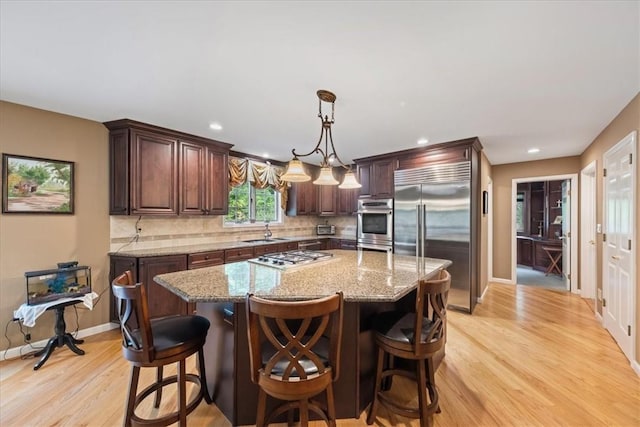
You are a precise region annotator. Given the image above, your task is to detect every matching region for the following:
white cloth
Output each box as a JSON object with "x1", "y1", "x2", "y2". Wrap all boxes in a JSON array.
[{"x1": 13, "y1": 291, "x2": 99, "y2": 328}]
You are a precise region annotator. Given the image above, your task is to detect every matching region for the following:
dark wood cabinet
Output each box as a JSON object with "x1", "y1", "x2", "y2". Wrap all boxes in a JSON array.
[
  {"x1": 337, "y1": 186, "x2": 359, "y2": 215},
  {"x1": 318, "y1": 184, "x2": 336, "y2": 216},
  {"x1": 179, "y1": 139, "x2": 229, "y2": 215},
  {"x1": 105, "y1": 119, "x2": 232, "y2": 216},
  {"x1": 329, "y1": 238, "x2": 357, "y2": 250},
  {"x1": 517, "y1": 237, "x2": 533, "y2": 266},
  {"x1": 139, "y1": 255, "x2": 190, "y2": 318},
  {"x1": 109, "y1": 254, "x2": 189, "y2": 321},
  {"x1": 188, "y1": 250, "x2": 225, "y2": 269},
  {"x1": 225, "y1": 247, "x2": 255, "y2": 263},
  {"x1": 356, "y1": 159, "x2": 396, "y2": 199},
  {"x1": 130, "y1": 129, "x2": 179, "y2": 215},
  {"x1": 286, "y1": 163, "x2": 318, "y2": 216},
  {"x1": 517, "y1": 180, "x2": 564, "y2": 241}
]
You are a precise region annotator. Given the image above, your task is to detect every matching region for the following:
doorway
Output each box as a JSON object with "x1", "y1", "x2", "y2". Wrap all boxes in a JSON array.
[{"x1": 511, "y1": 174, "x2": 578, "y2": 291}]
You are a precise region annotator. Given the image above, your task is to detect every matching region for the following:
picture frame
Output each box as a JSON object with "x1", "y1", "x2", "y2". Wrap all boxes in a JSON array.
[{"x1": 2, "y1": 153, "x2": 74, "y2": 214}]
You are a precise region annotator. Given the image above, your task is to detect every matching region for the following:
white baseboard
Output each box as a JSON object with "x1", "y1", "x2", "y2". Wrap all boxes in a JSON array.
[
  {"x1": 1, "y1": 322, "x2": 118, "y2": 362},
  {"x1": 632, "y1": 360, "x2": 640, "y2": 377},
  {"x1": 477, "y1": 284, "x2": 490, "y2": 303},
  {"x1": 490, "y1": 277, "x2": 514, "y2": 285},
  {"x1": 595, "y1": 311, "x2": 603, "y2": 323}
]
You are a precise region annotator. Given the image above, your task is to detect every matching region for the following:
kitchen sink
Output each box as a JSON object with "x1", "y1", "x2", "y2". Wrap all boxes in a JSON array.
[{"x1": 242, "y1": 238, "x2": 289, "y2": 243}]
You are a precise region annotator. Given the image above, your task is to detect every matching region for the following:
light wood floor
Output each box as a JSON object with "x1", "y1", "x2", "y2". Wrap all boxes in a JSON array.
[{"x1": 1, "y1": 283, "x2": 638, "y2": 426}]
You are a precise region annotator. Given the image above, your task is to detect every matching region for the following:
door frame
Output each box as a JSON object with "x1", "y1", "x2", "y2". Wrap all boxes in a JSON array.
[
  {"x1": 580, "y1": 160, "x2": 597, "y2": 301},
  {"x1": 511, "y1": 174, "x2": 579, "y2": 291}
]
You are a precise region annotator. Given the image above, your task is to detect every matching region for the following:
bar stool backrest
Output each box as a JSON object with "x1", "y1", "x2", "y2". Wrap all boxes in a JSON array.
[
  {"x1": 413, "y1": 269, "x2": 451, "y2": 357},
  {"x1": 112, "y1": 271, "x2": 155, "y2": 364}
]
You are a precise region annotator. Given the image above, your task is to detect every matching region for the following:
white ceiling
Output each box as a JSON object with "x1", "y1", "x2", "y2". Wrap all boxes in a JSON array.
[{"x1": 1, "y1": 1, "x2": 638, "y2": 165}]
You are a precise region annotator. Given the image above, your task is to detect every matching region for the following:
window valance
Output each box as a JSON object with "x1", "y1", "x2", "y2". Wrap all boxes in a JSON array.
[{"x1": 229, "y1": 157, "x2": 288, "y2": 209}]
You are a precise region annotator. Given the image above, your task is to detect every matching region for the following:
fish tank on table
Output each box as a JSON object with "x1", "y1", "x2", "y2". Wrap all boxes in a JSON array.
[{"x1": 25, "y1": 262, "x2": 91, "y2": 305}]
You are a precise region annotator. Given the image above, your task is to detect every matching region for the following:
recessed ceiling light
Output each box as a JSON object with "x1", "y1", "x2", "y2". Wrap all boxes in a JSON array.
[
  {"x1": 209, "y1": 122, "x2": 222, "y2": 131},
  {"x1": 262, "y1": 153, "x2": 269, "y2": 158},
  {"x1": 528, "y1": 148, "x2": 540, "y2": 154},
  {"x1": 417, "y1": 138, "x2": 429, "y2": 145}
]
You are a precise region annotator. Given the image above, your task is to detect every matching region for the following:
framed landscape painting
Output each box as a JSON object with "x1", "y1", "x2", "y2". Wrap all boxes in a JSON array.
[{"x1": 2, "y1": 154, "x2": 74, "y2": 214}]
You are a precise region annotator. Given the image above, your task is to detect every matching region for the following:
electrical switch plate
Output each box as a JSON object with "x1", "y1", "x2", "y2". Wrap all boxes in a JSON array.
[{"x1": 596, "y1": 224, "x2": 602, "y2": 233}]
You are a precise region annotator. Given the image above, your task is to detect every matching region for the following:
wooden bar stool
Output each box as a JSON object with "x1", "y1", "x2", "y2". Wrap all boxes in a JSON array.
[
  {"x1": 367, "y1": 270, "x2": 451, "y2": 427},
  {"x1": 246, "y1": 292, "x2": 344, "y2": 427},
  {"x1": 112, "y1": 271, "x2": 212, "y2": 427}
]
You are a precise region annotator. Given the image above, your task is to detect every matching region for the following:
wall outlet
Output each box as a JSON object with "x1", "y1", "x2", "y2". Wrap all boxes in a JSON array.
[
  {"x1": 596, "y1": 223, "x2": 602, "y2": 233},
  {"x1": 25, "y1": 333, "x2": 31, "y2": 341},
  {"x1": 597, "y1": 288, "x2": 602, "y2": 300}
]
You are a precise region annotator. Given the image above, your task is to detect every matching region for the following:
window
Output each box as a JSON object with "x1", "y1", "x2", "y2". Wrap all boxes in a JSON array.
[
  {"x1": 224, "y1": 182, "x2": 281, "y2": 225},
  {"x1": 516, "y1": 192, "x2": 525, "y2": 233}
]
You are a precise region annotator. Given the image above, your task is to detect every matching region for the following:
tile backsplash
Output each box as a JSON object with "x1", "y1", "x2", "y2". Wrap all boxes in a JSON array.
[{"x1": 110, "y1": 215, "x2": 356, "y2": 252}]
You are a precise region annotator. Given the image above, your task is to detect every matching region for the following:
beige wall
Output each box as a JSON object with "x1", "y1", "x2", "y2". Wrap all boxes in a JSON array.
[
  {"x1": 0, "y1": 101, "x2": 110, "y2": 352},
  {"x1": 579, "y1": 93, "x2": 639, "y2": 363},
  {"x1": 491, "y1": 156, "x2": 582, "y2": 280}
]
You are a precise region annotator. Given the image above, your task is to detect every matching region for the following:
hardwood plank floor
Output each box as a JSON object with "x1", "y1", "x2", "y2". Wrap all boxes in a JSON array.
[{"x1": 1, "y1": 283, "x2": 638, "y2": 426}]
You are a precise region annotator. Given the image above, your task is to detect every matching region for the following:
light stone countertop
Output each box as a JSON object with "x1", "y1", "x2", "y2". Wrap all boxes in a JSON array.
[
  {"x1": 154, "y1": 250, "x2": 452, "y2": 303},
  {"x1": 109, "y1": 235, "x2": 355, "y2": 258}
]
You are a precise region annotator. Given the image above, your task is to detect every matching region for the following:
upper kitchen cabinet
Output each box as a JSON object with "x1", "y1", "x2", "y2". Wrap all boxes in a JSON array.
[
  {"x1": 179, "y1": 139, "x2": 229, "y2": 215},
  {"x1": 396, "y1": 137, "x2": 482, "y2": 170},
  {"x1": 286, "y1": 163, "x2": 319, "y2": 216},
  {"x1": 354, "y1": 158, "x2": 397, "y2": 199},
  {"x1": 105, "y1": 119, "x2": 232, "y2": 216}
]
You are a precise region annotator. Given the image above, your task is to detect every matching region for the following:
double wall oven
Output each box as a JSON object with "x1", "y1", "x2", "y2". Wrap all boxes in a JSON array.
[{"x1": 357, "y1": 198, "x2": 393, "y2": 252}]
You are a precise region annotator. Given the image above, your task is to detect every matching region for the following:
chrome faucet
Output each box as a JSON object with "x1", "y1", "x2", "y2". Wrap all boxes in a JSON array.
[{"x1": 264, "y1": 223, "x2": 272, "y2": 239}]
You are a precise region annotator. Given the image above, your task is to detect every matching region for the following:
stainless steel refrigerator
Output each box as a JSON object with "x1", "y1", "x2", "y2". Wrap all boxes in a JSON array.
[{"x1": 394, "y1": 161, "x2": 474, "y2": 312}]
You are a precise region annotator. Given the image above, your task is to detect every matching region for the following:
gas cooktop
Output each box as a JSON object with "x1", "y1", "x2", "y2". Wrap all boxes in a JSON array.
[{"x1": 247, "y1": 250, "x2": 334, "y2": 270}]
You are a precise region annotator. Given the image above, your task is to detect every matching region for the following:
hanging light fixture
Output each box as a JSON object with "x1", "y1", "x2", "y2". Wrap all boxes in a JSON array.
[{"x1": 281, "y1": 90, "x2": 361, "y2": 188}]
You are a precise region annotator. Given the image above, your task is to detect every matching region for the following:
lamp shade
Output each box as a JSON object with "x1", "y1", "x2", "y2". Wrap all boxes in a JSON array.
[
  {"x1": 338, "y1": 171, "x2": 362, "y2": 189},
  {"x1": 313, "y1": 167, "x2": 339, "y2": 185},
  {"x1": 281, "y1": 158, "x2": 311, "y2": 182}
]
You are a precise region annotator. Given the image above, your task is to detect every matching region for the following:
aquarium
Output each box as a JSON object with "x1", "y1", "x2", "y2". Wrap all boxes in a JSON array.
[{"x1": 25, "y1": 263, "x2": 91, "y2": 305}]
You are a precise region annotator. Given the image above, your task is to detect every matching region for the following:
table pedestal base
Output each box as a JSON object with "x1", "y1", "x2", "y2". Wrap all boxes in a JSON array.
[{"x1": 33, "y1": 304, "x2": 84, "y2": 370}]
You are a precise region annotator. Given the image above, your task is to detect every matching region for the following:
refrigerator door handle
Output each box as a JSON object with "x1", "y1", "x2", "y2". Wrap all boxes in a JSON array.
[
  {"x1": 416, "y1": 204, "x2": 421, "y2": 264},
  {"x1": 422, "y1": 203, "x2": 426, "y2": 259}
]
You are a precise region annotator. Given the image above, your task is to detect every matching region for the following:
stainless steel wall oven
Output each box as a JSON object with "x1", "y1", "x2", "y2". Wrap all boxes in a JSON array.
[{"x1": 357, "y1": 198, "x2": 393, "y2": 251}]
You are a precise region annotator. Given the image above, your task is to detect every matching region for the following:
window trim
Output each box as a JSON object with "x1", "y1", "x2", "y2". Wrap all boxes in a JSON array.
[{"x1": 223, "y1": 183, "x2": 283, "y2": 228}]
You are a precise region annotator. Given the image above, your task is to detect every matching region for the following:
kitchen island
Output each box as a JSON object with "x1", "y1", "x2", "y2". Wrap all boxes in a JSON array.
[{"x1": 154, "y1": 249, "x2": 451, "y2": 425}]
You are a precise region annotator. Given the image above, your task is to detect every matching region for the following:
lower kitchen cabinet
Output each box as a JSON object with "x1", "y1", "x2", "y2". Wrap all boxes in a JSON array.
[{"x1": 109, "y1": 254, "x2": 191, "y2": 322}]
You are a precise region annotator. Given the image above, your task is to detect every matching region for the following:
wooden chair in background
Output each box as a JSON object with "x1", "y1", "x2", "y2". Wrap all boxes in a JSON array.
[
  {"x1": 246, "y1": 292, "x2": 344, "y2": 427},
  {"x1": 367, "y1": 269, "x2": 451, "y2": 427},
  {"x1": 111, "y1": 271, "x2": 212, "y2": 427}
]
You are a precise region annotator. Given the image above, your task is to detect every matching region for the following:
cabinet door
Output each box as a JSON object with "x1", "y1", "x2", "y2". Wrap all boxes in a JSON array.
[
  {"x1": 109, "y1": 129, "x2": 130, "y2": 215},
  {"x1": 139, "y1": 255, "x2": 189, "y2": 318},
  {"x1": 318, "y1": 184, "x2": 336, "y2": 216},
  {"x1": 130, "y1": 130, "x2": 179, "y2": 215},
  {"x1": 357, "y1": 163, "x2": 372, "y2": 198},
  {"x1": 109, "y1": 256, "x2": 138, "y2": 322},
  {"x1": 179, "y1": 140, "x2": 207, "y2": 215},
  {"x1": 372, "y1": 159, "x2": 395, "y2": 198},
  {"x1": 206, "y1": 148, "x2": 229, "y2": 215},
  {"x1": 337, "y1": 187, "x2": 358, "y2": 215},
  {"x1": 297, "y1": 180, "x2": 318, "y2": 215}
]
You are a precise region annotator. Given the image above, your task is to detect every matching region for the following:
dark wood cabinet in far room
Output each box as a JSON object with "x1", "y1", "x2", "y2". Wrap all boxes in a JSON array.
[{"x1": 105, "y1": 119, "x2": 232, "y2": 216}]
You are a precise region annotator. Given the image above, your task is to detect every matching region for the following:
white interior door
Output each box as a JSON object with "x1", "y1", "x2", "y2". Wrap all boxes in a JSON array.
[
  {"x1": 561, "y1": 180, "x2": 571, "y2": 290},
  {"x1": 580, "y1": 162, "x2": 597, "y2": 300},
  {"x1": 603, "y1": 131, "x2": 636, "y2": 362}
]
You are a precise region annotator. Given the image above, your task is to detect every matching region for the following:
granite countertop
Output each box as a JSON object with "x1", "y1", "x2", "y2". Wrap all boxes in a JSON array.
[
  {"x1": 110, "y1": 235, "x2": 356, "y2": 257},
  {"x1": 154, "y1": 249, "x2": 452, "y2": 303}
]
